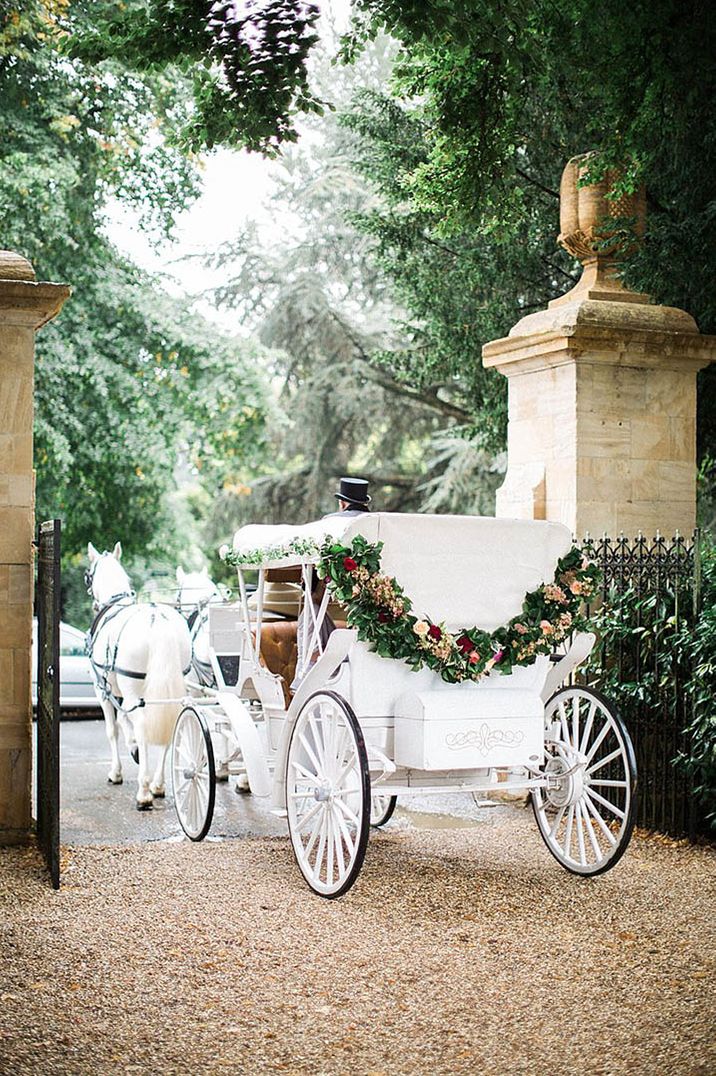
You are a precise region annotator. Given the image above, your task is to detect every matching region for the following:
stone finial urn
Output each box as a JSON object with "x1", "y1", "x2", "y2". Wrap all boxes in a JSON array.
[
  {"x1": 0, "y1": 249, "x2": 36, "y2": 281},
  {"x1": 550, "y1": 153, "x2": 648, "y2": 306},
  {"x1": 557, "y1": 152, "x2": 646, "y2": 263}
]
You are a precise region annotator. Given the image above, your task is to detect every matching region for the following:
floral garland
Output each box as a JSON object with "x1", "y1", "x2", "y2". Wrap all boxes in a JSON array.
[{"x1": 223, "y1": 533, "x2": 600, "y2": 685}]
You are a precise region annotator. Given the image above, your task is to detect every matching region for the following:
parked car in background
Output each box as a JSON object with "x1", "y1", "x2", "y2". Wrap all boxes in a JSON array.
[{"x1": 32, "y1": 619, "x2": 98, "y2": 712}]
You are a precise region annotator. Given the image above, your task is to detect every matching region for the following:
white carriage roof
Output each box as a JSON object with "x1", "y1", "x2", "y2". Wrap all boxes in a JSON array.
[
  {"x1": 230, "y1": 515, "x2": 356, "y2": 568},
  {"x1": 231, "y1": 513, "x2": 573, "y2": 630}
]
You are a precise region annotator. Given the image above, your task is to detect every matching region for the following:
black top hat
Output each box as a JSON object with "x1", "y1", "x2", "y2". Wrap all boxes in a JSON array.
[{"x1": 335, "y1": 476, "x2": 371, "y2": 507}]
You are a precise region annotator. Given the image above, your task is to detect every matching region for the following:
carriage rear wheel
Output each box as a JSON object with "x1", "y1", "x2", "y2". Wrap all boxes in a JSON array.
[
  {"x1": 532, "y1": 686, "x2": 636, "y2": 876},
  {"x1": 370, "y1": 794, "x2": 397, "y2": 827},
  {"x1": 286, "y1": 691, "x2": 370, "y2": 898},
  {"x1": 172, "y1": 705, "x2": 216, "y2": 842}
]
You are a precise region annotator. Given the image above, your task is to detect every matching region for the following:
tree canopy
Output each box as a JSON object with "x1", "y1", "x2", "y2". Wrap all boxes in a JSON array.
[{"x1": 1, "y1": 0, "x2": 271, "y2": 599}]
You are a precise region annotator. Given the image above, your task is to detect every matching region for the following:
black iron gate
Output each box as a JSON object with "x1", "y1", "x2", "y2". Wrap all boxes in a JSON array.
[
  {"x1": 35, "y1": 519, "x2": 61, "y2": 888},
  {"x1": 581, "y1": 531, "x2": 703, "y2": 838}
]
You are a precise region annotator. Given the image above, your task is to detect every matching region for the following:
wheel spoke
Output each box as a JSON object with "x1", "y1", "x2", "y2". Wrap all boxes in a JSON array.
[
  {"x1": 333, "y1": 814, "x2": 346, "y2": 875},
  {"x1": 563, "y1": 803, "x2": 575, "y2": 859},
  {"x1": 583, "y1": 792, "x2": 617, "y2": 847},
  {"x1": 308, "y1": 712, "x2": 325, "y2": 764},
  {"x1": 581, "y1": 800, "x2": 603, "y2": 863},
  {"x1": 571, "y1": 695, "x2": 580, "y2": 751},
  {"x1": 549, "y1": 804, "x2": 566, "y2": 840},
  {"x1": 334, "y1": 796, "x2": 360, "y2": 828},
  {"x1": 588, "y1": 748, "x2": 623, "y2": 775},
  {"x1": 331, "y1": 785, "x2": 361, "y2": 799},
  {"x1": 334, "y1": 806, "x2": 356, "y2": 857},
  {"x1": 575, "y1": 803, "x2": 587, "y2": 866},
  {"x1": 586, "y1": 788, "x2": 625, "y2": 820},
  {"x1": 303, "y1": 811, "x2": 323, "y2": 858},
  {"x1": 585, "y1": 720, "x2": 612, "y2": 765},
  {"x1": 589, "y1": 779, "x2": 627, "y2": 788},
  {"x1": 293, "y1": 760, "x2": 319, "y2": 783},
  {"x1": 298, "y1": 731, "x2": 323, "y2": 778},
  {"x1": 313, "y1": 815, "x2": 328, "y2": 879},
  {"x1": 579, "y1": 701, "x2": 597, "y2": 755},
  {"x1": 294, "y1": 799, "x2": 322, "y2": 834},
  {"x1": 326, "y1": 813, "x2": 335, "y2": 887}
]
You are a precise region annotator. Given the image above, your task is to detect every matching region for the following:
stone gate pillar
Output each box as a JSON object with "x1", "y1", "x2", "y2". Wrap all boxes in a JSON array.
[
  {"x1": 482, "y1": 155, "x2": 716, "y2": 537},
  {"x1": 0, "y1": 251, "x2": 69, "y2": 844}
]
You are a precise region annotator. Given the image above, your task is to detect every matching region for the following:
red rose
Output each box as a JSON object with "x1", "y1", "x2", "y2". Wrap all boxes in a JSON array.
[
  {"x1": 343, "y1": 556, "x2": 357, "y2": 572},
  {"x1": 457, "y1": 633, "x2": 474, "y2": 655},
  {"x1": 378, "y1": 611, "x2": 389, "y2": 623},
  {"x1": 428, "y1": 624, "x2": 442, "y2": 641}
]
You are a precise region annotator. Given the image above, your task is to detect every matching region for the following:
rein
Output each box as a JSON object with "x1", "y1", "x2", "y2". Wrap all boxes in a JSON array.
[{"x1": 87, "y1": 593, "x2": 191, "y2": 712}]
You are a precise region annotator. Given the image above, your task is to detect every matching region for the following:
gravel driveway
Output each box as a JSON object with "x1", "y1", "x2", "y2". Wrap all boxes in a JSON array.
[{"x1": 1, "y1": 809, "x2": 714, "y2": 1076}]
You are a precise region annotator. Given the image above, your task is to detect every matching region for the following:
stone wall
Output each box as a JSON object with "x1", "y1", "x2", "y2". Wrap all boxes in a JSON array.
[{"x1": 0, "y1": 252, "x2": 69, "y2": 844}]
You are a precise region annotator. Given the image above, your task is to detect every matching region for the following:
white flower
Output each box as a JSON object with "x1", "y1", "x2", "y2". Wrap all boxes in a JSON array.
[
  {"x1": 219, "y1": 544, "x2": 230, "y2": 561},
  {"x1": 413, "y1": 620, "x2": 429, "y2": 637}
]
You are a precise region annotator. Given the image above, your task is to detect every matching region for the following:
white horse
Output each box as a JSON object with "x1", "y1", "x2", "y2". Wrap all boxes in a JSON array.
[
  {"x1": 175, "y1": 565, "x2": 222, "y2": 687},
  {"x1": 86, "y1": 542, "x2": 192, "y2": 809}
]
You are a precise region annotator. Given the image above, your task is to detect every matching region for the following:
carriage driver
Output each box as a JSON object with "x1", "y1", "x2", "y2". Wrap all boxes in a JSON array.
[{"x1": 324, "y1": 476, "x2": 371, "y2": 518}]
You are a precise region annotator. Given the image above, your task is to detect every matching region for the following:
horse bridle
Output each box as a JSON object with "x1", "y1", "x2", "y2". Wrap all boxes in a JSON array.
[{"x1": 84, "y1": 552, "x2": 134, "y2": 612}]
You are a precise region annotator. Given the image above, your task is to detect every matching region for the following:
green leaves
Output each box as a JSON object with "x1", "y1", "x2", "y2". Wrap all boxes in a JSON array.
[
  {"x1": 66, "y1": 0, "x2": 325, "y2": 153},
  {"x1": 315, "y1": 533, "x2": 599, "y2": 684}
]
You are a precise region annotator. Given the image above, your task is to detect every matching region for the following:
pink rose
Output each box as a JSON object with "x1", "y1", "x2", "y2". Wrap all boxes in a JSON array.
[
  {"x1": 468, "y1": 651, "x2": 480, "y2": 665},
  {"x1": 514, "y1": 622, "x2": 527, "y2": 635},
  {"x1": 540, "y1": 620, "x2": 554, "y2": 635}
]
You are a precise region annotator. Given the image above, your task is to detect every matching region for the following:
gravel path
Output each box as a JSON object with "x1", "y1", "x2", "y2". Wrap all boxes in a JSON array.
[{"x1": 1, "y1": 812, "x2": 714, "y2": 1076}]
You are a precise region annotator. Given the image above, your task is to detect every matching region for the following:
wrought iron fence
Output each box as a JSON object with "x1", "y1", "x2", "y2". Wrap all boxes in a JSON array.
[{"x1": 580, "y1": 531, "x2": 703, "y2": 838}]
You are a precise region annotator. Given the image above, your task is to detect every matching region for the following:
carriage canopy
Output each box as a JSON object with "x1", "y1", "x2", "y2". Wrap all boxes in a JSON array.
[{"x1": 232, "y1": 513, "x2": 572, "y2": 632}]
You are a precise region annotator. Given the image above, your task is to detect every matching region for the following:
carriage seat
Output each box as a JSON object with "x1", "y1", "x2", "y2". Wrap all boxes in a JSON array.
[
  {"x1": 258, "y1": 622, "x2": 298, "y2": 707},
  {"x1": 257, "y1": 620, "x2": 347, "y2": 707}
]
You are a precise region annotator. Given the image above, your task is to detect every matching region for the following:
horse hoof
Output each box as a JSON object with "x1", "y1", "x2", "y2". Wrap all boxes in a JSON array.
[
  {"x1": 136, "y1": 800, "x2": 153, "y2": 812},
  {"x1": 216, "y1": 773, "x2": 229, "y2": 783},
  {"x1": 107, "y1": 776, "x2": 123, "y2": 786},
  {"x1": 150, "y1": 788, "x2": 165, "y2": 798},
  {"x1": 131, "y1": 747, "x2": 139, "y2": 764}
]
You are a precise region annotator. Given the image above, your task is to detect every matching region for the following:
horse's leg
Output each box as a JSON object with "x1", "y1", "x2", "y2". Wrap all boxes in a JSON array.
[
  {"x1": 134, "y1": 726, "x2": 154, "y2": 810},
  {"x1": 102, "y1": 699, "x2": 123, "y2": 785},
  {"x1": 116, "y1": 710, "x2": 138, "y2": 764},
  {"x1": 149, "y1": 744, "x2": 169, "y2": 798}
]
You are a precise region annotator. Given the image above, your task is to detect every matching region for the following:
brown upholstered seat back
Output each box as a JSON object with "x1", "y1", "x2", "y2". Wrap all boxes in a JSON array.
[{"x1": 257, "y1": 622, "x2": 298, "y2": 706}]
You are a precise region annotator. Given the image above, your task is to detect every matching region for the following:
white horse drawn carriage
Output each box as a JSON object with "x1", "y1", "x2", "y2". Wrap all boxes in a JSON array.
[{"x1": 168, "y1": 513, "x2": 637, "y2": 898}]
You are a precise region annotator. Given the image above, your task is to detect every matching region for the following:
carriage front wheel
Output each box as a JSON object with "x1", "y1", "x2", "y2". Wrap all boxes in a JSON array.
[
  {"x1": 370, "y1": 794, "x2": 397, "y2": 827},
  {"x1": 532, "y1": 686, "x2": 637, "y2": 876},
  {"x1": 286, "y1": 691, "x2": 370, "y2": 898},
  {"x1": 172, "y1": 705, "x2": 216, "y2": 842}
]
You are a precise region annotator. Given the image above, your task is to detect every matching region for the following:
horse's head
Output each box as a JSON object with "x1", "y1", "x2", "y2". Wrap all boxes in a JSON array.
[
  {"x1": 176, "y1": 565, "x2": 221, "y2": 612},
  {"x1": 86, "y1": 542, "x2": 133, "y2": 609}
]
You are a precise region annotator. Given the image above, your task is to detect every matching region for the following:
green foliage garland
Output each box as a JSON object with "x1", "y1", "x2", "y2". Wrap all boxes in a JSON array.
[{"x1": 224, "y1": 533, "x2": 599, "y2": 683}]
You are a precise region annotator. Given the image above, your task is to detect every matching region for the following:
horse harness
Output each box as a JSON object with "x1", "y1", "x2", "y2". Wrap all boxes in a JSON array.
[
  {"x1": 184, "y1": 601, "x2": 215, "y2": 688},
  {"x1": 86, "y1": 593, "x2": 191, "y2": 714}
]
